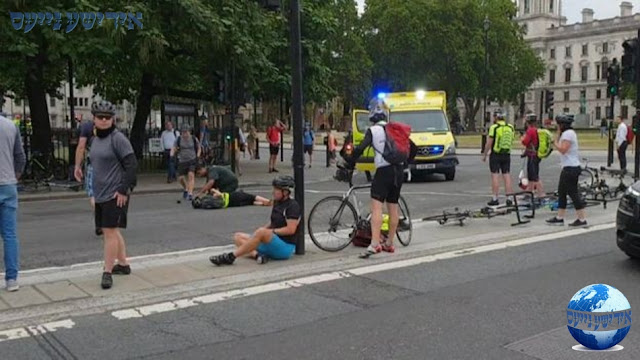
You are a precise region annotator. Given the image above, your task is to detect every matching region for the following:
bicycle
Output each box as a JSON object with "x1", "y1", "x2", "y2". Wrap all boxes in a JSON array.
[
  {"x1": 22, "y1": 150, "x2": 68, "y2": 188},
  {"x1": 307, "y1": 166, "x2": 412, "y2": 252}
]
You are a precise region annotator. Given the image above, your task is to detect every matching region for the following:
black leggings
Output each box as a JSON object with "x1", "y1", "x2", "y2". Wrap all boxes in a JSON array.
[{"x1": 557, "y1": 166, "x2": 585, "y2": 210}]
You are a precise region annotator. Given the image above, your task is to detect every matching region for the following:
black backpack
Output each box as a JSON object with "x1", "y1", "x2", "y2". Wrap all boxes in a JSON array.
[{"x1": 192, "y1": 195, "x2": 224, "y2": 209}]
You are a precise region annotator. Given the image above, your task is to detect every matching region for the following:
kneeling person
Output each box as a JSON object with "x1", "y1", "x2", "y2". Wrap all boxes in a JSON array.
[
  {"x1": 195, "y1": 164, "x2": 238, "y2": 198},
  {"x1": 209, "y1": 176, "x2": 300, "y2": 265}
]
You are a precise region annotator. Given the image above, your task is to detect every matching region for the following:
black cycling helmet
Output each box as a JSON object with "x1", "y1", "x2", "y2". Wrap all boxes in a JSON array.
[
  {"x1": 272, "y1": 176, "x2": 295, "y2": 191},
  {"x1": 555, "y1": 115, "x2": 574, "y2": 125},
  {"x1": 91, "y1": 100, "x2": 116, "y2": 116}
]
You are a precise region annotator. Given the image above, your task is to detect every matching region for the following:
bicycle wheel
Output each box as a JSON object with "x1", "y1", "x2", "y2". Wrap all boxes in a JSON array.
[
  {"x1": 52, "y1": 159, "x2": 68, "y2": 180},
  {"x1": 396, "y1": 195, "x2": 412, "y2": 247},
  {"x1": 308, "y1": 196, "x2": 358, "y2": 252},
  {"x1": 578, "y1": 168, "x2": 594, "y2": 189}
]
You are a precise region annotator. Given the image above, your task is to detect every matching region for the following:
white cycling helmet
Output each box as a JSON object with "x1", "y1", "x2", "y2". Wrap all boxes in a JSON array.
[{"x1": 368, "y1": 98, "x2": 389, "y2": 122}]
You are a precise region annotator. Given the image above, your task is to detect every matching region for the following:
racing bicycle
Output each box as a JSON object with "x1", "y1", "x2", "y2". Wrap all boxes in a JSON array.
[{"x1": 307, "y1": 166, "x2": 412, "y2": 252}]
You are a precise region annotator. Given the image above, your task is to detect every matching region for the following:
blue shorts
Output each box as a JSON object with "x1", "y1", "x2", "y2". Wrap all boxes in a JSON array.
[
  {"x1": 85, "y1": 163, "x2": 94, "y2": 198},
  {"x1": 257, "y1": 234, "x2": 295, "y2": 260}
]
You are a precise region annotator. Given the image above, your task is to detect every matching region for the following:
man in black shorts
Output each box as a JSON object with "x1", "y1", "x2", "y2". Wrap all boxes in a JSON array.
[
  {"x1": 171, "y1": 125, "x2": 201, "y2": 201},
  {"x1": 482, "y1": 111, "x2": 514, "y2": 206},
  {"x1": 347, "y1": 97, "x2": 405, "y2": 258}
]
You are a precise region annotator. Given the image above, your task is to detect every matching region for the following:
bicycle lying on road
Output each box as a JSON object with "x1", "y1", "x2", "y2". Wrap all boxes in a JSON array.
[
  {"x1": 307, "y1": 166, "x2": 412, "y2": 252},
  {"x1": 579, "y1": 158, "x2": 630, "y2": 201}
]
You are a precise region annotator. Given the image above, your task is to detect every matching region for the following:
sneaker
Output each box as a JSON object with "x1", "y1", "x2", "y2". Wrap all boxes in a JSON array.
[
  {"x1": 95, "y1": 228, "x2": 103, "y2": 236},
  {"x1": 487, "y1": 199, "x2": 499, "y2": 206},
  {"x1": 101, "y1": 272, "x2": 113, "y2": 290},
  {"x1": 546, "y1": 217, "x2": 565, "y2": 226},
  {"x1": 255, "y1": 254, "x2": 269, "y2": 265},
  {"x1": 209, "y1": 253, "x2": 236, "y2": 266},
  {"x1": 182, "y1": 191, "x2": 189, "y2": 199},
  {"x1": 359, "y1": 244, "x2": 382, "y2": 259},
  {"x1": 188, "y1": 194, "x2": 193, "y2": 201},
  {"x1": 6, "y1": 279, "x2": 19, "y2": 292},
  {"x1": 111, "y1": 264, "x2": 131, "y2": 275},
  {"x1": 568, "y1": 219, "x2": 588, "y2": 228},
  {"x1": 272, "y1": 168, "x2": 279, "y2": 173}
]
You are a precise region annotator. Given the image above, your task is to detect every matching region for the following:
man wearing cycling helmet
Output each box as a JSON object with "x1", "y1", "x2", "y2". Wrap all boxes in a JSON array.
[
  {"x1": 347, "y1": 97, "x2": 403, "y2": 257},
  {"x1": 482, "y1": 110, "x2": 514, "y2": 206},
  {"x1": 209, "y1": 176, "x2": 301, "y2": 265},
  {"x1": 546, "y1": 115, "x2": 588, "y2": 227}
]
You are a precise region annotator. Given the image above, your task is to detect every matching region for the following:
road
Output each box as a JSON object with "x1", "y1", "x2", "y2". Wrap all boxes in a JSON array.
[
  {"x1": 3, "y1": 228, "x2": 639, "y2": 359},
  {"x1": 17, "y1": 153, "x2": 609, "y2": 269}
]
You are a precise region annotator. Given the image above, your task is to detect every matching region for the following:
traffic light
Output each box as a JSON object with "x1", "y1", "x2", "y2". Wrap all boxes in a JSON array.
[
  {"x1": 622, "y1": 38, "x2": 638, "y2": 83},
  {"x1": 544, "y1": 90, "x2": 554, "y2": 112},
  {"x1": 633, "y1": 114, "x2": 640, "y2": 135},
  {"x1": 607, "y1": 64, "x2": 620, "y2": 97}
]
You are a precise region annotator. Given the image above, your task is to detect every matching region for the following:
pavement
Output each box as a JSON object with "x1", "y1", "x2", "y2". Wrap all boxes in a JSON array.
[{"x1": 0, "y1": 208, "x2": 629, "y2": 359}]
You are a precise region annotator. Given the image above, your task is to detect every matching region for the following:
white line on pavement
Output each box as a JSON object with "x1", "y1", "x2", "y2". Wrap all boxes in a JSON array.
[
  {"x1": 0, "y1": 319, "x2": 75, "y2": 343},
  {"x1": 110, "y1": 223, "x2": 614, "y2": 321}
]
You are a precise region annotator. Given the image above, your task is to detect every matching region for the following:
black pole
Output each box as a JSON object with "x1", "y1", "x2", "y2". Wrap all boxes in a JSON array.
[
  {"x1": 280, "y1": 96, "x2": 284, "y2": 163},
  {"x1": 254, "y1": 97, "x2": 260, "y2": 160},
  {"x1": 68, "y1": 57, "x2": 77, "y2": 180},
  {"x1": 635, "y1": 29, "x2": 640, "y2": 179},
  {"x1": 230, "y1": 62, "x2": 237, "y2": 174},
  {"x1": 481, "y1": 18, "x2": 489, "y2": 154},
  {"x1": 608, "y1": 92, "x2": 615, "y2": 167},
  {"x1": 539, "y1": 90, "x2": 544, "y2": 125},
  {"x1": 325, "y1": 135, "x2": 330, "y2": 168},
  {"x1": 290, "y1": 0, "x2": 305, "y2": 255}
]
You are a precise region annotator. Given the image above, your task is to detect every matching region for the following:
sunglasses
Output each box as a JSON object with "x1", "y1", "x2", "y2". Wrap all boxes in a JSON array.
[{"x1": 96, "y1": 115, "x2": 113, "y2": 120}]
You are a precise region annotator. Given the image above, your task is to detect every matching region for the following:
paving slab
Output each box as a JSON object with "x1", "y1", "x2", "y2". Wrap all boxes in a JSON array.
[
  {"x1": 34, "y1": 281, "x2": 89, "y2": 302},
  {"x1": 72, "y1": 274, "x2": 154, "y2": 297},
  {"x1": 0, "y1": 286, "x2": 50, "y2": 308},
  {"x1": 135, "y1": 264, "x2": 212, "y2": 287}
]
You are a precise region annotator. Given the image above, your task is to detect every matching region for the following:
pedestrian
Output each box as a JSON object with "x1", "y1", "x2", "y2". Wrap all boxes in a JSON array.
[
  {"x1": 161, "y1": 121, "x2": 179, "y2": 183},
  {"x1": 546, "y1": 115, "x2": 588, "y2": 227},
  {"x1": 74, "y1": 118, "x2": 103, "y2": 236},
  {"x1": 520, "y1": 114, "x2": 544, "y2": 197},
  {"x1": 0, "y1": 113, "x2": 26, "y2": 292},
  {"x1": 199, "y1": 119, "x2": 211, "y2": 161},
  {"x1": 600, "y1": 118, "x2": 608, "y2": 139},
  {"x1": 615, "y1": 116, "x2": 630, "y2": 173},
  {"x1": 235, "y1": 126, "x2": 244, "y2": 175},
  {"x1": 267, "y1": 119, "x2": 285, "y2": 173},
  {"x1": 209, "y1": 176, "x2": 300, "y2": 265},
  {"x1": 195, "y1": 164, "x2": 239, "y2": 196},
  {"x1": 89, "y1": 100, "x2": 138, "y2": 289},
  {"x1": 327, "y1": 128, "x2": 338, "y2": 164},
  {"x1": 247, "y1": 125, "x2": 257, "y2": 160},
  {"x1": 482, "y1": 111, "x2": 515, "y2": 206},
  {"x1": 171, "y1": 125, "x2": 201, "y2": 201},
  {"x1": 303, "y1": 122, "x2": 315, "y2": 168}
]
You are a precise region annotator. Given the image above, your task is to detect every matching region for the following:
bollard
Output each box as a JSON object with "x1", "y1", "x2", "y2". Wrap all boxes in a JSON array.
[
  {"x1": 324, "y1": 136, "x2": 330, "y2": 167},
  {"x1": 255, "y1": 138, "x2": 260, "y2": 160}
]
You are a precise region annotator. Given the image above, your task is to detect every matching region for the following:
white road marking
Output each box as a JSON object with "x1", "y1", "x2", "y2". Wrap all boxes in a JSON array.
[
  {"x1": 110, "y1": 223, "x2": 614, "y2": 321},
  {"x1": 0, "y1": 319, "x2": 75, "y2": 343}
]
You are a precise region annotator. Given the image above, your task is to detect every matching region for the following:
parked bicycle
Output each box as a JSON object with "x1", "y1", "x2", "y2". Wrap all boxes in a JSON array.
[
  {"x1": 307, "y1": 166, "x2": 412, "y2": 252},
  {"x1": 579, "y1": 158, "x2": 629, "y2": 200},
  {"x1": 22, "y1": 150, "x2": 68, "y2": 188}
]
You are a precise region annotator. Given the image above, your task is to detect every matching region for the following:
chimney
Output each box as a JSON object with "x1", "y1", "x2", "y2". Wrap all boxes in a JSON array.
[
  {"x1": 582, "y1": 8, "x2": 594, "y2": 23},
  {"x1": 621, "y1": 1, "x2": 633, "y2": 17}
]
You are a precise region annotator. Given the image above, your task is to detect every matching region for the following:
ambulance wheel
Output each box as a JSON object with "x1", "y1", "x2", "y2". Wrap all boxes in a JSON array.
[{"x1": 444, "y1": 169, "x2": 455, "y2": 181}]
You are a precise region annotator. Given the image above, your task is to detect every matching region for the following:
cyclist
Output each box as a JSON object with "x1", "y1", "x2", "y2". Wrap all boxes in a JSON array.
[
  {"x1": 546, "y1": 115, "x2": 588, "y2": 227},
  {"x1": 208, "y1": 176, "x2": 301, "y2": 265},
  {"x1": 482, "y1": 111, "x2": 514, "y2": 206},
  {"x1": 346, "y1": 97, "x2": 404, "y2": 257},
  {"x1": 520, "y1": 114, "x2": 544, "y2": 197}
]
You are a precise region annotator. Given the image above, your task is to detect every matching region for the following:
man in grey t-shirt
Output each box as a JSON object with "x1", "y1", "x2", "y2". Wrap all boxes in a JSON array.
[{"x1": 171, "y1": 125, "x2": 201, "y2": 201}]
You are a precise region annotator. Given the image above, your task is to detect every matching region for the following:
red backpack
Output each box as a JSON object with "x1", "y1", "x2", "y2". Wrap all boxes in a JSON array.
[
  {"x1": 376, "y1": 122, "x2": 412, "y2": 165},
  {"x1": 626, "y1": 124, "x2": 635, "y2": 144}
]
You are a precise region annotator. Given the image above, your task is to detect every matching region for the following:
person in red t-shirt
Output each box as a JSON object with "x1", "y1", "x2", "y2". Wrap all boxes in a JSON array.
[
  {"x1": 521, "y1": 115, "x2": 544, "y2": 197},
  {"x1": 266, "y1": 119, "x2": 286, "y2": 173}
]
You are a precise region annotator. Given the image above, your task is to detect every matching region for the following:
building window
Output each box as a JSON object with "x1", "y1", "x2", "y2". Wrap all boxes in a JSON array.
[
  {"x1": 73, "y1": 97, "x2": 78, "y2": 106},
  {"x1": 524, "y1": 0, "x2": 530, "y2": 14},
  {"x1": 603, "y1": 42, "x2": 609, "y2": 54},
  {"x1": 14, "y1": 99, "x2": 21, "y2": 106},
  {"x1": 580, "y1": 90, "x2": 586, "y2": 99},
  {"x1": 582, "y1": 44, "x2": 588, "y2": 56},
  {"x1": 549, "y1": 69, "x2": 556, "y2": 84},
  {"x1": 84, "y1": 97, "x2": 89, "y2": 107},
  {"x1": 563, "y1": 107, "x2": 570, "y2": 114},
  {"x1": 50, "y1": 97, "x2": 56, "y2": 107},
  {"x1": 526, "y1": 92, "x2": 533, "y2": 101},
  {"x1": 622, "y1": 105, "x2": 629, "y2": 119},
  {"x1": 596, "y1": 65, "x2": 601, "y2": 80},
  {"x1": 550, "y1": 48, "x2": 556, "y2": 59},
  {"x1": 596, "y1": 107, "x2": 601, "y2": 119},
  {"x1": 581, "y1": 66, "x2": 588, "y2": 82},
  {"x1": 550, "y1": 0, "x2": 554, "y2": 12},
  {"x1": 596, "y1": 89, "x2": 602, "y2": 99},
  {"x1": 564, "y1": 91, "x2": 570, "y2": 101},
  {"x1": 565, "y1": 68, "x2": 571, "y2": 83},
  {"x1": 565, "y1": 46, "x2": 572, "y2": 58}
]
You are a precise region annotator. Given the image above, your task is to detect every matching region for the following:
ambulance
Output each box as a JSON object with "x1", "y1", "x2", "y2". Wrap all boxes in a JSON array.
[{"x1": 352, "y1": 90, "x2": 458, "y2": 181}]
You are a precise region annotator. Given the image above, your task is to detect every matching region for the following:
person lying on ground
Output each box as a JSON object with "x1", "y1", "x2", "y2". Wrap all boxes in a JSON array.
[{"x1": 192, "y1": 188, "x2": 271, "y2": 209}]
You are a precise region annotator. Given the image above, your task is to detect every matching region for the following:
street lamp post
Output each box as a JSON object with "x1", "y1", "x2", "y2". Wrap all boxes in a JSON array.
[{"x1": 481, "y1": 15, "x2": 490, "y2": 154}]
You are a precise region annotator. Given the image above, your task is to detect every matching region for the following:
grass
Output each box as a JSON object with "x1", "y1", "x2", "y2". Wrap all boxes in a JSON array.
[{"x1": 455, "y1": 130, "x2": 615, "y2": 151}]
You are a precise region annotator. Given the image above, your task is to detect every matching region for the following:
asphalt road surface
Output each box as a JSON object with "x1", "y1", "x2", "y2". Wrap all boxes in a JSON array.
[
  {"x1": 3, "y1": 228, "x2": 639, "y2": 359},
  {"x1": 17, "y1": 153, "x2": 609, "y2": 270}
]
